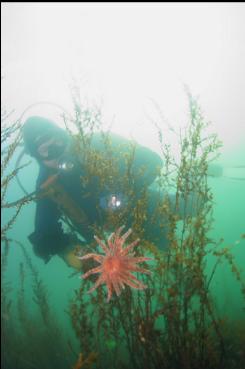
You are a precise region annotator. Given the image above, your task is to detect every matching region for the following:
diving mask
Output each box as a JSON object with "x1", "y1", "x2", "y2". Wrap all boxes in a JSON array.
[{"x1": 35, "y1": 134, "x2": 68, "y2": 161}]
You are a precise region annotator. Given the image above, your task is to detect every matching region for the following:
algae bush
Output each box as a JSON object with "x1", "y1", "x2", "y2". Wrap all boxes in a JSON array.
[{"x1": 1, "y1": 92, "x2": 245, "y2": 369}]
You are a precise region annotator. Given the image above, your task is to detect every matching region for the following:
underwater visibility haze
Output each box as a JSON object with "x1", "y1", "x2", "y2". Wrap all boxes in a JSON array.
[{"x1": 1, "y1": 91, "x2": 245, "y2": 369}]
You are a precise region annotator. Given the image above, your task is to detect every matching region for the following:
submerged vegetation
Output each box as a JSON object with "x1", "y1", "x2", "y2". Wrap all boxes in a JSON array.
[
  {"x1": 1, "y1": 91, "x2": 245, "y2": 369},
  {"x1": 1, "y1": 109, "x2": 74, "y2": 369}
]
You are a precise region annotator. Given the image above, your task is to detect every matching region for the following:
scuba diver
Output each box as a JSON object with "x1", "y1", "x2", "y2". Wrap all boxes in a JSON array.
[
  {"x1": 20, "y1": 116, "x2": 228, "y2": 271},
  {"x1": 21, "y1": 116, "x2": 165, "y2": 270}
]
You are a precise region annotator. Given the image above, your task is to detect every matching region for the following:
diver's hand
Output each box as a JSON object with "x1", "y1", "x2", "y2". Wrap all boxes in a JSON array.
[
  {"x1": 58, "y1": 244, "x2": 85, "y2": 271},
  {"x1": 59, "y1": 243, "x2": 98, "y2": 274}
]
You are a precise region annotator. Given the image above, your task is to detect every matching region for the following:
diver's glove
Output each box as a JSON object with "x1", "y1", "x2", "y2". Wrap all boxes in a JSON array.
[
  {"x1": 59, "y1": 244, "x2": 85, "y2": 271},
  {"x1": 59, "y1": 243, "x2": 99, "y2": 285}
]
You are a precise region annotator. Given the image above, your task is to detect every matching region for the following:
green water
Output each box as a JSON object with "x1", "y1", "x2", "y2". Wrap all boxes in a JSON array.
[{"x1": 2, "y1": 139, "x2": 245, "y2": 369}]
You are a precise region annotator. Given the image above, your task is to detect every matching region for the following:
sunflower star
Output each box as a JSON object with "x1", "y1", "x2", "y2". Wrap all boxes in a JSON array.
[{"x1": 78, "y1": 226, "x2": 152, "y2": 302}]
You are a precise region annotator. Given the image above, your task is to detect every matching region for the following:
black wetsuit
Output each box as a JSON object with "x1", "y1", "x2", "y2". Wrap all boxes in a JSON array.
[{"x1": 28, "y1": 133, "x2": 164, "y2": 262}]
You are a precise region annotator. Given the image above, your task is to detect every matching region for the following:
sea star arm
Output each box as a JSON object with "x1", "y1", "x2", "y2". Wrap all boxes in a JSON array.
[
  {"x1": 77, "y1": 253, "x2": 104, "y2": 263},
  {"x1": 82, "y1": 266, "x2": 103, "y2": 279},
  {"x1": 94, "y1": 235, "x2": 110, "y2": 254}
]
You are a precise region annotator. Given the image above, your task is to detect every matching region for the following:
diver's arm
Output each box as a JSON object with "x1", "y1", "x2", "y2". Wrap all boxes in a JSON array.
[
  {"x1": 130, "y1": 143, "x2": 163, "y2": 188},
  {"x1": 91, "y1": 132, "x2": 163, "y2": 188},
  {"x1": 29, "y1": 197, "x2": 70, "y2": 263}
]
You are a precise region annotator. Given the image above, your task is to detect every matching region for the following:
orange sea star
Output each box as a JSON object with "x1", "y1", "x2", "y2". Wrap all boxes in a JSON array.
[{"x1": 78, "y1": 226, "x2": 152, "y2": 302}]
